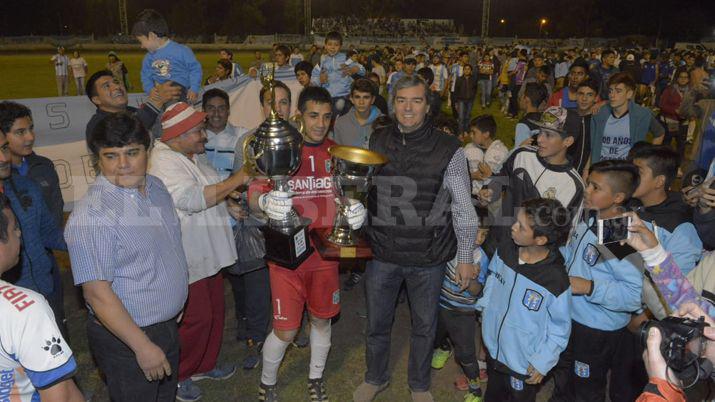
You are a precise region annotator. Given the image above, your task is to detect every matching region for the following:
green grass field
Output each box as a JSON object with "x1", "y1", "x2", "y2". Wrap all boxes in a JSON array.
[
  {"x1": 0, "y1": 51, "x2": 258, "y2": 100},
  {"x1": 6, "y1": 50, "x2": 523, "y2": 401}
]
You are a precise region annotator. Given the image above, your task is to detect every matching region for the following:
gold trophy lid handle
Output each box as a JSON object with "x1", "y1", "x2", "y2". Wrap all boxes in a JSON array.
[{"x1": 328, "y1": 145, "x2": 388, "y2": 166}]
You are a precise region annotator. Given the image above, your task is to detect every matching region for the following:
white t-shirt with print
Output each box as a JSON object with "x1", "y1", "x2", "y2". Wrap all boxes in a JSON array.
[{"x1": 0, "y1": 281, "x2": 76, "y2": 401}]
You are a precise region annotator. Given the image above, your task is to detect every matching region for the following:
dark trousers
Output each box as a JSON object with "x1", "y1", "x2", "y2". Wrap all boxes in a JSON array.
[
  {"x1": 663, "y1": 123, "x2": 688, "y2": 163},
  {"x1": 46, "y1": 258, "x2": 68, "y2": 341},
  {"x1": 87, "y1": 318, "x2": 179, "y2": 402},
  {"x1": 550, "y1": 320, "x2": 633, "y2": 402},
  {"x1": 434, "y1": 307, "x2": 478, "y2": 379},
  {"x1": 364, "y1": 259, "x2": 445, "y2": 392},
  {"x1": 508, "y1": 83, "x2": 521, "y2": 116},
  {"x1": 226, "y1": 267, "x2": 271, "y2": 342},
  {"x1": 484, "y1": 355, "x2": 538, "y2": 402}
]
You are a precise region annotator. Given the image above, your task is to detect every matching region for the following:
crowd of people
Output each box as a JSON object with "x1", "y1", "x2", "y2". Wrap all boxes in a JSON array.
[
  {"x1": 311, "y1": 17, "x2": 456, "y2": 37},
  {"x1": 8, "y1": 6, "x2": 715, "y2": 402}
]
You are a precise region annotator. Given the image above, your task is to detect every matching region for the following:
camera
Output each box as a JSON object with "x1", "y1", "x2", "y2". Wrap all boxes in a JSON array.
[{"x1": 639, "y1": 316, "x2": 710, "y2": 382}]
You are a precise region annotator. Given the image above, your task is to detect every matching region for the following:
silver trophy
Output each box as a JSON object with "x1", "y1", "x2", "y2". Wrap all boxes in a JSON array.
[
  {"x1": 326, "y1": 146, "x2": 388, "y2": 246},
  {"x1": 242, "y1": 65, "x2": 312, "y2": 268}
]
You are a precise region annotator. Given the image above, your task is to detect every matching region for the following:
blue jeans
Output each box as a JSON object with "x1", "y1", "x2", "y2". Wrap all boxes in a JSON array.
[
  {"x1": 364, "y1": 259, "x2": 445, "y2": 392},
  {"x1": 478, "y1": 79, "x2": 492, "y2": 107},
  {"x1": 456, "y1": 100, "x2": 474, "y2": 134}
]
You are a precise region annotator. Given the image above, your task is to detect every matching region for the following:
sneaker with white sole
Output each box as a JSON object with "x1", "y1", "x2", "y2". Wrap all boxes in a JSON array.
[
  {"x1": 190, "y1": 363, "x2": 236, "y2": 382},
  {"x1": 176, "y1": 379, "x2": 202, "y2": 402}
]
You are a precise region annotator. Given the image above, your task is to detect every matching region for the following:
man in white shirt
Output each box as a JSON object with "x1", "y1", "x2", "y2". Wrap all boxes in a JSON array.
[
  {"x1": 148, "y1": 102, "x2": 252, "y2": 401},
  {"x1": 50, "y1": 46, "x2": 69, "y2": 96}
]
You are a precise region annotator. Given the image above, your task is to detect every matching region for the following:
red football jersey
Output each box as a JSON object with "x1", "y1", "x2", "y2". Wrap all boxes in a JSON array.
[{"x1": 249, "y1": 139, "x2": 338, "y2": 271}]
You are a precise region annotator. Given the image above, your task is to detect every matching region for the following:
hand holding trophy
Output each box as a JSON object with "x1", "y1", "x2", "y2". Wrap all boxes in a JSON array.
[{"x1": 242, "y1": 64, "x2": 313, "y2": 269}]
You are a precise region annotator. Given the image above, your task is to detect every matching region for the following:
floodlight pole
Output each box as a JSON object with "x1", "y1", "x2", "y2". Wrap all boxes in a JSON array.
[
  {"x1": 481, "y1": 0, "x2": 491, "y2": 39},
  {"x1": 119, "y1": 0, "x2": 128, "y2": 35},
  {"x1": 304, "y1": 0, "x2": 312, "y2": 37}
]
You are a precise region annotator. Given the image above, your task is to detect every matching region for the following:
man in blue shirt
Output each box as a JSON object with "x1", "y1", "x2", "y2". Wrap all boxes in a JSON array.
[{"x1": 65, "y1": 113, "x2": 190, "y2": 402}]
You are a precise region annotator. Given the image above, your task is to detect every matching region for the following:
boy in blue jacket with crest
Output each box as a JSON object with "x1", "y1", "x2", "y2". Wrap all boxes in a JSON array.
[{"x1": 477, "y1": 198, "x2": 572, "y2": 401}]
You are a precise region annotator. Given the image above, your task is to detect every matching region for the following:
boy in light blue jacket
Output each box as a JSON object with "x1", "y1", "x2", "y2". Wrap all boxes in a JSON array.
[
  {"x1": 551, "y1": 160, "x2": 644, "y2": 402},
  {"x1": 477, "y1": 198, "x2": 572, "y2": 402},
  {"x1": 310, "y1": 31, "x2": 365, "y2": 116}
]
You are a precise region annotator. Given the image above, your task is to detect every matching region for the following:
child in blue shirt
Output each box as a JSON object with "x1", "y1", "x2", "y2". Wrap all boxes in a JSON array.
[
  {"x1": 310, "y1": 31, "x2": 366, "y2": 116},
  {"x1": 431, "y1": 217, "x2": 490, "y2": 402},
  {"x1": 132, "y1": 9, "x2": 202, "y2": 104},
  {"x1": 477, "y1": 198, "x2": 572, "y2": 402}
]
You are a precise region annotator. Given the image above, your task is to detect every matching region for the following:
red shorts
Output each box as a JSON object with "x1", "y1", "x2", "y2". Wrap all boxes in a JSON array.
[{"x1": 268, "y1": 265, "x2": 340, "y2": 331}]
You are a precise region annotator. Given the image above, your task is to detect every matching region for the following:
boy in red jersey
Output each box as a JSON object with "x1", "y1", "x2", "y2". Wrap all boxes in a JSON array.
[{"x1": 249, "y1": 86, "x2": 366, "y2": 402}]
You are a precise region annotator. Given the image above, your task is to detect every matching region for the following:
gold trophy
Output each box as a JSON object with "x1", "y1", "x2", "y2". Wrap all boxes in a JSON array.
[{"x1": 311, "y1": 145, "x2": 388, "y2": 259}]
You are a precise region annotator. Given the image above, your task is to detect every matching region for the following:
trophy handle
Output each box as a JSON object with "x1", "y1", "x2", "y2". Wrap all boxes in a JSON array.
[
  {"x1": 242, "y1": 133, "x2": 263, "y2": 174},
  {"x1": 289, "y1": 114, "x2": 305, "y2": 138}
]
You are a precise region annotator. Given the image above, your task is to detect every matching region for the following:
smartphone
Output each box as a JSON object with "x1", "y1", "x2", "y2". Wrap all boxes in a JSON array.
[{"x1": 597, "y1": 215, "x2": 632, "y2": 245}]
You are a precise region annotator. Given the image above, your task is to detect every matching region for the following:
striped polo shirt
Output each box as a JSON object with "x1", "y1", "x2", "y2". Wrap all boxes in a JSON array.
[{"x1": 65, "y1": 174, "x2": 189, "y2": 327}]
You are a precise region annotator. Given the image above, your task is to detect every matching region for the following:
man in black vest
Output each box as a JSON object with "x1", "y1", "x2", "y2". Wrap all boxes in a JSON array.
[{"x1": 353, "y1": 75, "x2": 478, "y2": 402}]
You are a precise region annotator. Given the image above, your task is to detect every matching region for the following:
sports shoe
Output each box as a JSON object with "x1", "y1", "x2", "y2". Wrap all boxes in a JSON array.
[
  {"x1": 242, "y1": 339, "x2": 262, "y2": 370},
  {"x1": 176, "y1": 379, "x2": 202, "y2": 402},
  {"x1": 467, "y1": 379, "x2": 482, "y2": 398},
  {"x1": 353, "y1": 381, "x2": 389, "y2": 402},
  {"x1": 431, "y1": 348, "x2": 452, "y2": 369},
  {"x1": 190, "y1": 363, "x2": 236, "y2": 382},
  {"x1": 464, "y1": 391, "x2": 483, "y2": 402},
  {"x1": 308, "y1": 378, "x2": 329, "y2": 402},
  {"x1": 342, "y1": 271, "x2": 363, "y2": 291},
  {"x1": 258, "y1": 382, "x2": 278, "y2": 402},
  {"x1": 454, "y1": 374, "x2": 469, "y2": 391}
]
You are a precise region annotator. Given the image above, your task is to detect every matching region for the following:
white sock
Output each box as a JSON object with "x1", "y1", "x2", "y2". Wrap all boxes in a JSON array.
[
  {"x1": 261, "y1": 331, "x2": 290, "y2": 386},
  {"x1": 308, "y1": 321, "x2": 332, "y2": 380}
]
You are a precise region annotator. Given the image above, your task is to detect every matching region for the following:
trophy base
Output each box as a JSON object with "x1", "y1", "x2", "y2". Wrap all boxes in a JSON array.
[
  {"x1": 311, "y1": 228, "x2": 373, "y2": 260},
  {"x1": 261, "y1": 224, "x2": 314, "y2": 270}
]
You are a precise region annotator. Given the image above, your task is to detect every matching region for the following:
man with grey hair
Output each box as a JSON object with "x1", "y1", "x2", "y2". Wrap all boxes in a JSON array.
[{"x1": 354, "y1": 76, "x2": 478, "y2": 402}]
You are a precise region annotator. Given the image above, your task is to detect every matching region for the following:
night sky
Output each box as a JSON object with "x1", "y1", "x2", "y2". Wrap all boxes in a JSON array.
[{"x1": 0, "y1": 0, "x2": 712, "y2": 41}]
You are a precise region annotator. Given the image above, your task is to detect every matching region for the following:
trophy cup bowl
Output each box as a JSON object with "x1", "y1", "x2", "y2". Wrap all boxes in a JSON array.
[
  {"x1": 326, "y1": 146, "x2": 388, "y2": 246},
  {"x1": 239, "y1": 64, "x2": 313, "y2": 269},
  {"x1": 244, "y1": 115, "x2": 305, "y2": 223}
]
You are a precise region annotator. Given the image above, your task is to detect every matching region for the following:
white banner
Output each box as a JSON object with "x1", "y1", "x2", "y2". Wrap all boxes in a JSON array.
[{"x1": 3, "y1": 70, "x2": 302, "y2": 211}]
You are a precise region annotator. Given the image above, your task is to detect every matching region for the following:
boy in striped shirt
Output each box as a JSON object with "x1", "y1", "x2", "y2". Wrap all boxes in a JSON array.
[{"x1": 430, "y1": 220, "x2": 490, "y2": 402}]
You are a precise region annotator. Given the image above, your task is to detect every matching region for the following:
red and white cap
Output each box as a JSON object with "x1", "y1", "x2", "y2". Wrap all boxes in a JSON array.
[{"x1": 160, "y1": 102, "x2": 207, "y2": 142}]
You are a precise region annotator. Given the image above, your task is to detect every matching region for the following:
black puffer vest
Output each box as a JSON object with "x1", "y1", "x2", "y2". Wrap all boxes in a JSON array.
[{"x1": 366, "y1": 120, "x2": 461, "y2": 266}]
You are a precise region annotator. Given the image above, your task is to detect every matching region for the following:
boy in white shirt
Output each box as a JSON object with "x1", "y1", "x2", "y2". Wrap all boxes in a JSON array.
[{"x1": 464, "y1": 114, "x2": 509, "y2": 195}]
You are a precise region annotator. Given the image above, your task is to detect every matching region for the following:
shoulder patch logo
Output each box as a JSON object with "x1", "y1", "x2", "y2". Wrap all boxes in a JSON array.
[
  {"x1": 575, "y1": 360, "x2": 590, "y2": 378},
  {"x1": 332, "y1": 289, "x2": 340, "y2": 305},
  {"x1": 522, "y1": 289, "x2": 544, "y2": 311},
  {"x1": 582, "y1": 243, "x2": 600, "y2": 266},
  {"x1": 42, "y1": 337, "x2": 63, "y2": 357},
  {"x1": 510, "y1": 376, "x2": 524, "y2": 391}
]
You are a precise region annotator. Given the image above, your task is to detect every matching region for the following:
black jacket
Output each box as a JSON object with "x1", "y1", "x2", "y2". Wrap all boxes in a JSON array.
[
  {"x1": 367, "y1": 119, "x2": 461, "y2": 266},
  {"x1": 85, "y1": 103, "x2": 160, "y2": 144},
  {"x1": 454, "y1": 75, "x2": 478, "y2": 101},
  {"x1": 14, "y1": 153, "x2": 64, "y2": 227}
]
